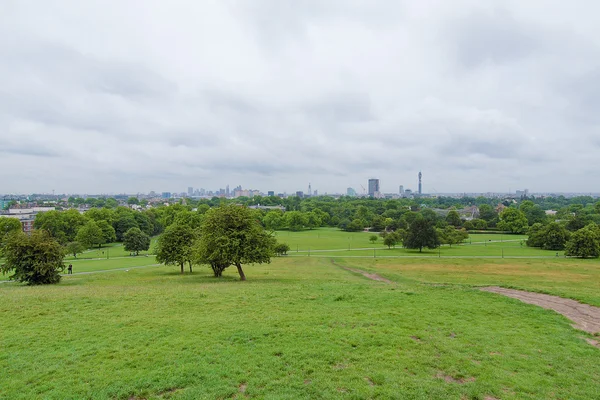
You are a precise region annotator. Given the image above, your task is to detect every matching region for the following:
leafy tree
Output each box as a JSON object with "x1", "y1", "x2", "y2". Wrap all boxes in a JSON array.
[
  {"x1": 369, "y1": 234, "x2": 378, "y2": 244},
  {"x1": 286, "y1": 211, "x2": 307, "y2": 231},
  {"x1": 274, "y1": 242, "x2": 290, "y2": 256},
  {"x1": 404, "y1": 217, "x2": 440, "y2": 252},
  {"x1": 65, "y1": 241, "x2": 85, "y2": 258},
  {"x1": 34, "y1": 210, "x2": 68, "y2": 243},
  {"x1": 438, "y1": 226, "x2": 468, "y2": 247},
  {"x1": 76, "y1": 221, "x2": 105, "y2": 248},
  {"x1": 127, "y1": 197, "x2": 139, "y2": 205},
  {"x1": 195, "y1": 205, "x2": 276, "y2": 280},
  {"x1": 542, "y1": 222, "x2": 570, "y2": 250},
  {"x1": 519, "y1": 201, "x2": 547, "y2": 226},
  {"x1": 306, "y1": 212, "x2": 322, "y2": 230},
  {"x1": 263, "y1": 211, "x2": 285, "y2": 230},
  {"x1": 156, "y1": 223, "x2": 198, "y2": 273},
  {"x1": 134, "y1": 212, "x2": 155, "y2": 236},
  {"x1": 566, "y1": 215, "x2": 587, "y2": 232},
  {"x1": 526, "y1": 223, "x2": 546, "y2": 247},
  {"x1": 471, "y1": 219, "x2": 488, "y2": 230},
  {"x1": 1, "y1": 230, "x2": 65, "y2": 285},
  {"x1": 123, "y1": 227, "x2": 151, "y2": 256},
  {"x1": 114, "y1": 213, "x2": 139, "y2": 241},
  {"x1": 96, "y1": 220, "x2": 117, "y2": 244},
  {"x1": 446, "y1": 210, "x2": 462, "y2": 227},
  {"x1": 497, "y1": 208, "x2": 529, "y2": 234},
  {"x1": 0, "y1": 217, "x2": 22, "y2": 241},
  {"x1": 105, "y1": 198, "x2": 119, "y2": 208},
  {"x1": 383, "y1": 233, "x2": 398, "y2": 249},
  {"x1": 478, "y1": 204, "x2": 498, "y2": 223},
  {"x1": 565, "y1": 225, "x2": 600, "y2": 258}
]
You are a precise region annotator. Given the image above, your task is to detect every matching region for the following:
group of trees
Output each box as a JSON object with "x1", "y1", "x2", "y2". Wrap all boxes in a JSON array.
[
  {"x1": 527, "y1": 220, "x2": 600, "y2": 258},
  {"x1": 156, "y1": 205, "x2": 277, "y2": 280}
]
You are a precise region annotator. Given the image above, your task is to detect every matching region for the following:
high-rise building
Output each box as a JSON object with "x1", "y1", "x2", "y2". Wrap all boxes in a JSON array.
[
  {"x1": 161, "y1": 192, "x2": 171, "y2": 199},
  {"x1": 399, "y1": 185, "x2": 404, "y2": 195},
  {"x1": 368, "y1": 179, "x2": 380, "y2": 197},
  {"x1": 308, "y1": 183, "x2": 312, "y2": 197},
  {"x1": 296, "y1": 191, "x2": 304, "y2": 198},
  {"x1": 418, "y1": 171, "x2": 422, "y2": 195},
  {"x1": 347, "y1": 187, "x2": 356, "y2": 197},
  {"x1": 188, "y1": 187, "x2": 193, "y2": 196},
  {"x1": 267, "y1": 191, "x2": 275, "y2": 197},
  {"x1": 226, "y1": 185, "x2": 230, "y2": 197}
]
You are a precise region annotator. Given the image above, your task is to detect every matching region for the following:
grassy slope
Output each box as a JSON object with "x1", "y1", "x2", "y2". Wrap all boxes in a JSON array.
[{"x1": 1, "y1": 256, "x2": 599, "y2": 399}]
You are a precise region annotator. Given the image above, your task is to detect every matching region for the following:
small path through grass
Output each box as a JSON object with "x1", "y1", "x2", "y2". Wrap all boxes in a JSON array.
[
  {"x1": 330, "y1": 259, "x2": 393, "y2": 284},
  {"x1": 481, "y1": 286, "x2": 600, "y2": 336}
]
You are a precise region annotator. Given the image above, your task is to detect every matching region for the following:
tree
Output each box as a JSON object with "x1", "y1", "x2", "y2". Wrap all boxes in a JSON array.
[
  {"x1": 274, "y1": 242, "x2": 290, "y2": 256},
  {"x1": 497, "y1": 208, "x2": 529, "y2": 234},
  {"x1": 286, "y1": 211, "x2": 307, "y2": 231},
  {"x1": 306, "y1": 212, "x2": 322, "y2": 230},
  {"x1": 76, "y1": 221, "x2": 105, "y2": 248},
  {"x1": 369, "y1": 234, "x2": 378, "y2": 244},
  {"x1": 156, "y1": 223, "x2": 198, "y2": 273},
  {"x1": 123, "y1": 227, "x2": 151, "y2": 256},
  {"x1": 438, "y1": 226, "x2": 468, "y2": 247},
  {"x1": 1, "y1": 230, "x2": 65, "y2": 285},
  {"x1": 0, "y1": 217, "x2": 22, "y2": 245},
  {"x1": 478, "y1": 204, "x2": 498, "y2": 223},
  {"x1": 195, "y1": 205, "x2": 276, "y2": 280},
  {"x1": 519, "y1": 201, "x2": 547, "y2": 226},
  {"x1": 383, "y1": 234, "x2": 398, "y2": 249},
  {"x1": 446, "y1": 210, "x2": 462, "y2": 227},
  {"x1": 565, "y1": 225, "x2": 600, "y2": 258},
  {"x1": 127, "y1": 197, "x2": 139, "y2": 205},
  {"x1": 65, "y1": 241, "x2": 85, "y2": 258},
  {"x1": 96, "y1": 220, "x2": 117, "y2": 244},
  {"x1": 404, "y1": 217, "x2": 440, "y2": 252},
  {"x1": 526, "y1": 223, "x2": 546, "y2": 247},
  {"x1": 542, "y1": 222, "x2": 570, "y2": 250},
  {"x1": 263, "y1": 211, "x2": 285, "y2": 230},
  {"x1": 114, "y1": 213, "x2": 139, "y2": 241}
]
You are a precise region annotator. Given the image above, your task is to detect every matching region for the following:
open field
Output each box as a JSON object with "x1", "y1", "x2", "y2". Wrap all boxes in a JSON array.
[
  {"x1": 275, "y1": 229, "x2": 556, "y2": 258},
  {"x1": 1, "y1": 252, "x2": 600, "y2": 399}
]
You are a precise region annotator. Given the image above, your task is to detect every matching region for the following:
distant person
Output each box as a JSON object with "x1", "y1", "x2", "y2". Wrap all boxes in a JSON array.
[{"x1": 68, "y1": 264, "x2": 73, "y2": 274}]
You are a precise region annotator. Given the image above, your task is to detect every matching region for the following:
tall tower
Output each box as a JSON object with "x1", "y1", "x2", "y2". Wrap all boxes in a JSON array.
[
  {"x1": 368, "y1": 179, "x2": 380, "y2": 197},
  {"x1": 308, "y1": 183, "x2": 312, "y2": 196},
  {"x1": 418, "y1": 171, "x2": 422, "y2": 195}
]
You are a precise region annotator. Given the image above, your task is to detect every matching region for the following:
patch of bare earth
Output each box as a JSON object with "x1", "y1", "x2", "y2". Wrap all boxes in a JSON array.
[
  {"x1": 435, "y1": 372, "x2": 475, "y2": 384},
  {"x1": 331, "y1": 260, "x2": 393, "y2": 284},
  {"x1": 480, "y1": 286, "x2": 600, "y2": 335}
]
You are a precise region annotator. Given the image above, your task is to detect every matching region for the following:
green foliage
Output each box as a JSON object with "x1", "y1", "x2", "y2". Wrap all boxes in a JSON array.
[
  {"x1": 519, "y1": 200, "x2": 547, "y2": 226},
  {"x1": 438, "y1": 226, "x2": 469, "y2": 247},
  {"x1": 96, "y1": 220, "x2": 117, "y2": 244},
  {"x1": 285, "y1": 211, "x2": 308, "y2": 231},
  {"x1": 274, "y1": 242, "x2": 290, "y2": 256},
  {"x1": 0, "y1": 218, "x2": 22, "y2": 253},
  {"x1": 404, "y1": 217, "x2": 440, "y2": 252},
  {"x1": 527, "y1": 222, "x2": 570, "y2": 250},
  {"x1": 123, "y1": 228, "x2": 151, "y2": 256},
  {"x1": 497, "y1": 208, "x2": 529, "y2": 234},
  {"x1": 383, "y1": 233, "x2": 398, "y2": 249},
  {"x1": 263, "y1": 211, "x2": 285, "y2": 230},
  {"x1": 155, "y1": 223, "x2": 198, "y2": 273},
  {"x1": 65, "y1": 241, "x2": 85, "y2": 258},
  {"x1": 1, "y1": 230, "x2": 65, "y2": 284},
  {"x1": 369, "y1": 234, "x2": 378, "y2": 244},
  {"x1": 76, "y1": 221, "x2": 105, "y2": 249},
  {"x1": 195, "y1": 205, "x2": 276, "y2": 280},
  {"x1": 565, "y1": 225, "x2": 600, "y2": 258},
  {"x1": 114, "y1": 212, "x2": 139, "y2": 241},
  {"x1": 445, "y1": 210, "x2": 462, "y2": 227}
]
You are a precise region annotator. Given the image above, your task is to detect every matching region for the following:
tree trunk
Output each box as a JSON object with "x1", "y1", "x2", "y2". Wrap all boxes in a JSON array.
[
  {"x1": 180, "y1": 262, "x2": 184, "y2": 274},
  {"x1": 236, "y1": 263, "x2": 246, "y2": 281},
  {"x1": 188, "y1": 261, "x2": 193, "y2": 273}
]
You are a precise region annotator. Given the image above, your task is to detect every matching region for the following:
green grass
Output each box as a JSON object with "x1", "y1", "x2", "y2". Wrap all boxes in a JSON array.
[
  {"x1": 276, "y1": 229, "x2": 555, "y2": 258},
  {"x1": 1, "y1": 255, "x2": 599, "y2": 399}
]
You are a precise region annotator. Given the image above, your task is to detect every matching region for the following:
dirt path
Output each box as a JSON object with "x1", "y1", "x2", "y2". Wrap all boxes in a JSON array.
[
  {"x1": 331, "y1": 259, "x2": 393, "y2": 284},
  {"x1": 480, "y1": 287, "x2": 600, "y2": 335}
]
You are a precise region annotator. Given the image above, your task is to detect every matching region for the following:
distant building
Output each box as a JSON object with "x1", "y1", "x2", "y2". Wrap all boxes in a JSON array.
[
  {"x1": 296, "y1": 191, "x2": 304, "y2": 198},
  {"x1": 161, "y1": 192, "x2": 171, "y2": 199},
  {"x1": 399, "y1": 185, "x2": 404, "y2": 195},
  {"x1": 515, "y1": 189, "x2": 529, "y2": 198},
  {"x1": 187, "y1": 187, "x2": 193, "y2": 196},
  {"x1": 418, "y1": 171, "x2": 422, "y2": 195},
  {"x1": 267, "y1": 191, "x2": 275, "y2": 197},
  {"x1": 0, "y1": 207, "x2": 55, "y2": 234},
  {"x1": 313, "y1": 190, "x2": 318, "y2": 196},
  {"x1": 368, "y1": 179, "x2": 380, "y2": 197},
  {"x1": 347, "y1": 187, "x2": 357, "y2": 197}
]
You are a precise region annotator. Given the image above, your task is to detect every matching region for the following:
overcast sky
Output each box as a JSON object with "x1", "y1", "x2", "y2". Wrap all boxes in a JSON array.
[{"x1": 1, "y1": 1, "x2": 599, "y2": 195}]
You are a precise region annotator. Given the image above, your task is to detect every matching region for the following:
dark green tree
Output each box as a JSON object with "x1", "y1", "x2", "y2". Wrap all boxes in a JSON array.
[
  {"x1": 446, "y1": 210, "x2": 462, "y2": 227},
  {"x1": 497, "y1": 208, "x2": 529, "y2": 234},
  {"x1": 76, "y1": 221, "x2": 105, "y2": 248},
  {"x1": 195, "y1": 205, "x2": 276, "y2": 280},
  {"x1": 565, "y1": 225, "x2": 600, "y2": 258},
  {"x1": 123, "y1": 227, "x2": 151, "y2": 256},
  {"x1": 65, "y1": 241, "x2": 85, "y2": 258},
  {"x1": 1, "y1": 230, "x2": 65, "y2": 285},
  {"x1": 156, "y1": 223, "x2": 198, "y2": 273},
  {"x1": 404, "y1": 217, "x2": 440, "y2": 252}
]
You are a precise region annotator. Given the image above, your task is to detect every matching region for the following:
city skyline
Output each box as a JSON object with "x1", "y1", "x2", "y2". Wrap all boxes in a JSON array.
[{"x1": 2, "y1": 2, "x2": 600, "y2": 194}]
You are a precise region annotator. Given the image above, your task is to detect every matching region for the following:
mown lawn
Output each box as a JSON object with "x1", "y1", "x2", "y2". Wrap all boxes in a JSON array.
[{"x1": 1, "y1": 256, "x2": 599, "y2": 399}]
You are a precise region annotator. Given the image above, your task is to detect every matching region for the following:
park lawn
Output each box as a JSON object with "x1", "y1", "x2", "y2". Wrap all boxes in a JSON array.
[
  {"x1": 64, "y1": 237, "x2": 160, "y2": 261},
  {"x1": 342, "y1": 257, "x2": 600, "y2": 307},
  {"x1": 1, "y1": 257, "x2": 599, "y2": 399}
]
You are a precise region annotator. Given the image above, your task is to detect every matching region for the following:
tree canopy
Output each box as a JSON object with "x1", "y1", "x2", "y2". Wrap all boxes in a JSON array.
[
  {"x1": 1, "y1": 230, "x2": 65, "y2": 285},
  {"x1": 155, "y1": 223, "x2": 198, "y2": 273},
  {"x1": 403, "y1": 217, "x2": 440, "y2": 252},
  {"x1": 195, "y1": 205, "x2": 276, "y2": 280},
  {"x1": 123, "y1": 227, "x2": 151, "y2": 256}
]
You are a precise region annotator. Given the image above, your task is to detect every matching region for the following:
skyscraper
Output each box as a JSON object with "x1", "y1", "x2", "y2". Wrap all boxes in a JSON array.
[
  {"x1": 418, "y1": 171, "x2": 422, "y2": 195},
  {"x1": 188, "y1": 187, "x2": 193, "y2": 196},
  {"x1": 399, "y1": 185, "x2": 404, "y2": 195},
  {"x1": 368, "y1": 179, "x2": 380, "y2": 197}
]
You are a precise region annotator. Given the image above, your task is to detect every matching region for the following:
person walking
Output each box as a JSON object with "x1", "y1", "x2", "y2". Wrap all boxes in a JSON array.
[{"x1": 68, "y1": 264, "x2": 73, "y2": 274}]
